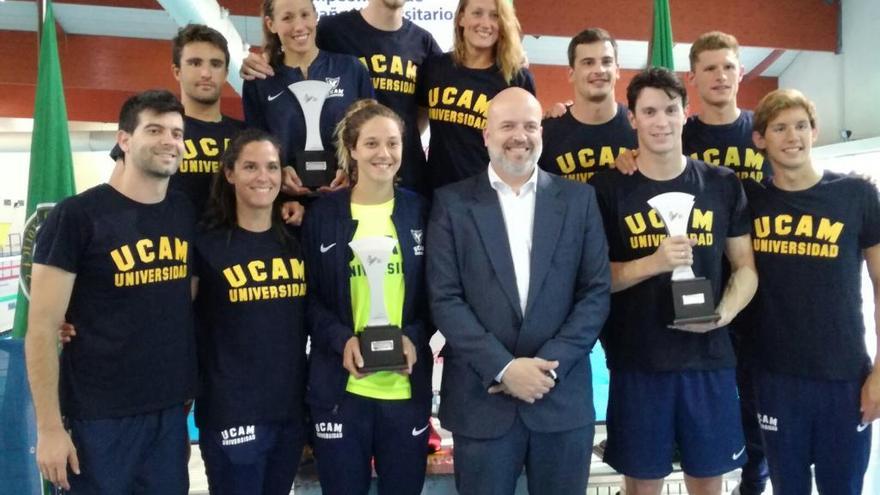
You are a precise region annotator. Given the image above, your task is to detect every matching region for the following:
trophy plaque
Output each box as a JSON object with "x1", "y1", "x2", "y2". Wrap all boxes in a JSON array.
[
  {"x1": 288, "y1": 80, "x2": 338, "y2": 189},
  {"x1": 349, "y1": 237, "x2": 407, "y2": 372},
  {"x1": 647, "y1": 192, "x2": 720, "y2": 326}
]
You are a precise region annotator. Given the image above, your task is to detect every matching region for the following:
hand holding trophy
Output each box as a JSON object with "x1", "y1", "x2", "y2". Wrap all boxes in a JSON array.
[
  {"x1": 348, "y1": 237, "x2": 408, "y2": 372},
  {"x1": 647, "y1": 192, "x2": 720, "y2": 329}
]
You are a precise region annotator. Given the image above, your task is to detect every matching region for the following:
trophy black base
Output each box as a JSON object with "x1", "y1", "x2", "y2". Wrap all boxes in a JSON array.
[
  {"x1": 295, "y1": 150, "x2": 338, "y2": 189},
  {"x1": 358, "y1": 325, "x2": 407, "y2": 373},
  {"x1": 671, "y1": 277, "x2": 719, "y2": 326}
]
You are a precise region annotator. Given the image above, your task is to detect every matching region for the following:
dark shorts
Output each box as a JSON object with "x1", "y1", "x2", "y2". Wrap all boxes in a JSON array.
[
  {"x1": 754, "y1": 370, "x2": 871, "y2": 495},
  {"x1": 604, "y1": 368, "x2": 746, "y2": 479},
  {"x1": 66, "y1": 404, "x2": 188, "y2": 495}
]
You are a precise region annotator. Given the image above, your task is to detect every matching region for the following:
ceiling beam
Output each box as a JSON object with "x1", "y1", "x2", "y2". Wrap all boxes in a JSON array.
[{"x1": 744, "y1": 49, "x2": 786, "y2": 83}]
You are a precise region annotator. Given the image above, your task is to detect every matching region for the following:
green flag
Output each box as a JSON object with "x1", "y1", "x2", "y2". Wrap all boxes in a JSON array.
[
  {"x1": 650, "y1": 0, "x2": 675, "y2": 70},
  {"x1": 11, "y1": 0, "x2": 76, "y2": 339}
]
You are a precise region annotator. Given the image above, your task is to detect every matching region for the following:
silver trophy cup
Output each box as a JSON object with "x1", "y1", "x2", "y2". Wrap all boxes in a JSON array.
[
  {"x1": 647, "y1": 192, "x2": 719, "y2": 325},
  {"x1": 348, "y1": 237, "x2": 407, "y2": 372},
  {"x1": 288, "y1": 80, "x2": 338, "y2": 189}
]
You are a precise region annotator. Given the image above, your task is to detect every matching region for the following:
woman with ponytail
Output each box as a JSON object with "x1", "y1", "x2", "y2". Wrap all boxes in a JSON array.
[
  {"x1": 301, "y1": 99, "x2": 434, "y2": 495},
  {"x1": 243, "y1": 0, "x2": 374, "y2": 194}
]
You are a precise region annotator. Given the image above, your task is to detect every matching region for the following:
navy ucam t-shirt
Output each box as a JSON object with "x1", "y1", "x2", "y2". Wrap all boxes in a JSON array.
[
  {"x1": 590, "y1": 159, "x2": 750, "y2": 372},
  {"x1": 683, "y1": 110, "x2": 769, "y2": 183},
  {"x1": 317, "y1": 10, "x2": 442, "y2": 193},
  {"x1": 538, "y1": 103, "x2": 637, "y2": 183},
  {"x1": 745, "y1": 172, "x2": 880, "y2": 380},
  {"x1": 193, "y1": 226, "x2": 308, "y2": 431},
  {"x1": 420, "y1": 52, "x2": 536, "y2": 190},
  {"x1": 34, "y1": 185, "x2": 197, "y2": 419},
  {"x1": 172, "y1": 115, "x2": 245, "y2": 210}
]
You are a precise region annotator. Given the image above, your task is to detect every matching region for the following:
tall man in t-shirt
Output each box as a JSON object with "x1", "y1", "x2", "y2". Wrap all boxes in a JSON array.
[
  {"x1": 170, "y1": 24, "x2": 246, "y2": 210},
  {"x1": 538, "y1": 28, "x2": 636, "y2": 183},
  {"x1": 590, "y1": 68, "x2": 757, "y2": 495},
  {"x1": 684, "y1": 32, "x2": 769, "y2": 495},
  {"x1": 26, "y1": 90, "x2": 196, "y2": 493},
  {"x1": 615, "y1": 32, "x2": 771, "y2": 494},
  {"x1": 243, "y1": 0, "x2": 442, "y2": 193},
  {"x1": 747, "y1": 88, "x2": 880, "y2": 495},
  {"x1": 109, "y1": 24, "x2": 245, "y2": 211}
]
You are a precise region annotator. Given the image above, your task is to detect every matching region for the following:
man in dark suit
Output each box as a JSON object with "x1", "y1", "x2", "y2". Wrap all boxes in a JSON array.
[{"x1": 427, "y1": 87, "x2": 611, "y2": 495}]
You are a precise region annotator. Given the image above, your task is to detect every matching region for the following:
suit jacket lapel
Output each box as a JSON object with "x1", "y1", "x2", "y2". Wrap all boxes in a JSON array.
[
  {"x1": 469, "y1": 175, "x2": 523, "y2": 318},
  {"x1": 525, "y1": 171, "x2": 565, "y2": 317}
]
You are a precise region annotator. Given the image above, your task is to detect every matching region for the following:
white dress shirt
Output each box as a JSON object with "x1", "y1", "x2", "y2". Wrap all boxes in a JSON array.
[
  {"x1": 488, "y1": 165, "x2": 539, "y2": 383},
  {"x1": 487, "y1": 164, "x2": 538, "y2": 315}
]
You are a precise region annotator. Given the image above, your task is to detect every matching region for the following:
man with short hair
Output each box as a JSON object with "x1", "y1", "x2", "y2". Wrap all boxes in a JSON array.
[
  {"x1": 170, "y1": 24, "x2": 246, "y2": 210},
  {"x1": 747, "y1": 88, "x2": 880, "y2": 495},
  {"x1": 427, "y1": 87, "x2": 610, "y2": 495},
  {"x1": 538, "y1": 28, "x2": 636, "y2": 183},
  {"x1": 109, "y1": 24, "x2": 245, "y2": 211},
  {"x1": 26, "y1": 90, "x2": 195, "y2": 493},
  {"x1": 243, "y1": 0, "x2": 441, "y2": 194},
  {"x1": 613, "y1": 32, "x2": 772, "y2": 494},
  {"x1": 685, "y1": 31, "x2": 770, "y2": 495},
  {"x1": 590, "y1": 68, "x2": 757, "y2": 495},
  {"x1": 685, "y1": 31, "x2": 768, "y2": 183}
]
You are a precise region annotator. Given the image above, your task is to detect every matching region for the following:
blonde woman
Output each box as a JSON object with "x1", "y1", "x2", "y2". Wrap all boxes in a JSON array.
[{"x1": 420, "y1": 0, "x2": 536, "y2": 190}]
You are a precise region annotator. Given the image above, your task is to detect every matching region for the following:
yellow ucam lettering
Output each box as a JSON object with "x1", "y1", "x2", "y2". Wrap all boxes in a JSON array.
[
  {"x1": 647, "y1": 209, "x2": 665, "y2": 229},
  {"x1": 472, "y1": 93, "x2": 489, "y2": 116},
  {"x1": 456, "y1": 89, "x2": 473, "y2": 110},
  {"x1": 753, "y1": 217, "x2": 770, "y2": 238},
  {"x1": 174, "y1": 238, "x2": 188, "y2": 263},
  {"x1": 271, "y1": 258, "x2": 290, "y2": 280},
  {"x1": 816, "y1": 218, "x2": 844, "y2": 243},
  {"x1": 135, "y1": 239, "x2": 155, "y2": 263},
  {"x1": 247, "y1": 260, "x2": 267, "y2": 282},
  {"x1": 389, "y1": 56, "x2": 404, "y2": 76},
  {"x1": 691, "y1": 209, "x2": 713, "y2": 232},
  {"x1": 794, "y1": 215, "x2": 813, "y2": 238},
  {"x1": 290, "y1": 258, "x2": 305, "y2": 280},
  {"x1": 556, "y1": 153, "x2": 576, "y2": 174},
  {"x1": 441, "y1": 87, "x2": 457, "y2": 105},
  {"x1": 157, "y1": 237, "x2": 173, "y2": 260},
  {"x1": 223, "y1": 265, "x2": 247, "y2": 288},
  {"x1": 405, "y1": 60, "x2": 417, "y2": 81},
  {"x1": 723, "y1": 147, "x2": 740, "y2": 167},
  {"x1": 577, "y1": 148, "x2": 596, "y2": 168},
  {"x1": 370, "y1": 54, "x2": 387, "y2": 73},
  {"x1": 745, "y1": 148, "x2": 764, "y2": 170},
  {"x1": 700, "y1": 148, "x2": 720, "y2": 165},
  {"x1": 624, "y1": 213, "x2": 647, "y2": 235},
  {"x1": 183, "y1": 140, "x2": 199, "y2": 160},
  {"x1": 110, "y1": 246, "x2": 135, "y2": 272},
  {"x1": 775, "y1": 214, "x2": 793, "y2": 236},
  {"x1": 199, "y1": 137, "x2": 220, "y2": 157}
]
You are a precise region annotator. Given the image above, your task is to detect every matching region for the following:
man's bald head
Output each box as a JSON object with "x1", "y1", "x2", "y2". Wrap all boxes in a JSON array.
[
  {"x1": 484, "y1": 87, "x2": 543, "y2": 186},
  {"x1": 487, "y1": 87, "x2": 543, "y2": 124}
]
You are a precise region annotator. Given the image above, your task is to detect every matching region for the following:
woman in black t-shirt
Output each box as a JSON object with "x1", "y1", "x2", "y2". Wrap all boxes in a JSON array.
[
  {"x1": 421, "y1": 0, "x2": 536, "y2": 189},
  {"x1": 194, "y1": 129, "x2": 308, "y2": 495}
]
